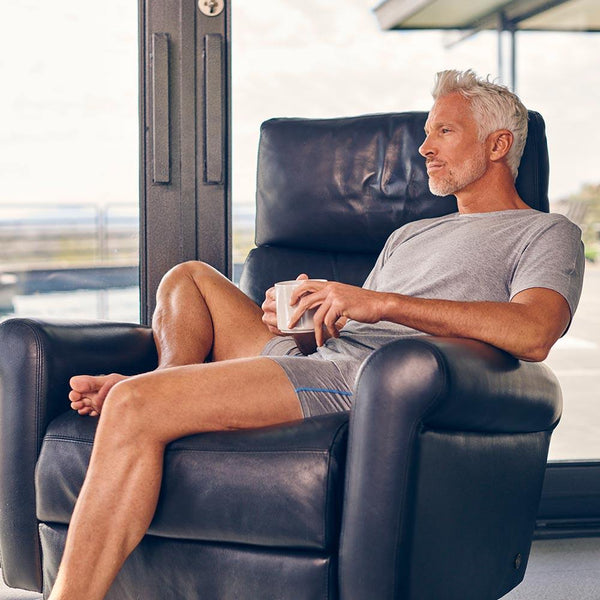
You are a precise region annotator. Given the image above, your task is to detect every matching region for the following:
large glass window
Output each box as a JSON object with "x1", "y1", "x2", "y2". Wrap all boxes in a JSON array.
[
  {"x1": 232, "y1": 0, "x2": 599, "y2": 460},
  {"x1": 0, "y1": 1, "x2": 139, "y2": 323}
]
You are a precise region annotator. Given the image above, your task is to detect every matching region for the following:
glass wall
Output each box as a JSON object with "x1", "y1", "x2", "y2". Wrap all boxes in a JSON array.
[
  {"x1": 231, "y1": 0, "x2": 600, "y2": 460},
  {"x1": 0, "y1": 1, "x2": 139, "y2": 323}
]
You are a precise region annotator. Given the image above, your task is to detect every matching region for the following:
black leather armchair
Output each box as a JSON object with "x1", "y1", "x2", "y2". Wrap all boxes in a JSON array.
[{"x1": 0, "y1": 112, "x2": 561, "y2": 600}]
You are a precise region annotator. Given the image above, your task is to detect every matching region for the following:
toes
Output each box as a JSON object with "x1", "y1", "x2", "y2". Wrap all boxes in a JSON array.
[
  {"x1": 73, "y1": 403, "x2": 100, "y2": 417},
  {"x1": 70, "y1": 375, "x2": 101, "y2": 393},
  {"x1": 69, "y1": 390, "x2": 83, "y2": 402}
]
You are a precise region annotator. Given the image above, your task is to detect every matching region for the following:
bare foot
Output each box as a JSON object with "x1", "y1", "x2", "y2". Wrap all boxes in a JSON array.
[{"x1": 69, "y1": 373, "x2": 128, "y2": 417}]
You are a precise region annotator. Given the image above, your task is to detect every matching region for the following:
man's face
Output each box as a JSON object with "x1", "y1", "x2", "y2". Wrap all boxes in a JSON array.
[{"x1": 419, "y1": 93, "x2": 488, "y2": 197}]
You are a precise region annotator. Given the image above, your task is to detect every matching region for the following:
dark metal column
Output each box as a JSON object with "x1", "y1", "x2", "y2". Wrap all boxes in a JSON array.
[
  {"x1": 497, "y1": 10, "x2": 518, "y2": 92},
  {"x1": 139, "y1": 0, "x2": 230, "y2": 324}
]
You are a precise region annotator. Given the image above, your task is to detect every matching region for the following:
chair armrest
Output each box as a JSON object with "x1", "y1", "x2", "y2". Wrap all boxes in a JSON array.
[
  {"x1": 338, "y1": 336, "x2": 562, "y2": 600},
  {"x1": 0, "y1": 318, "x2": 157, "y2": 591}
]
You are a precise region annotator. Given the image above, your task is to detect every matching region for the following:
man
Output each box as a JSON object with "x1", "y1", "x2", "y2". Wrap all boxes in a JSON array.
[{"x1": 50, "y1": 69, "x2": 584, "y2": 599}]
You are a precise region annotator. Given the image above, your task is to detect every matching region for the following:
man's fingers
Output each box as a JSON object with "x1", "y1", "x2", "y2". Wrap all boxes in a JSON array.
[
  {"x1": 313, "y1": 301, "x2": 341, "y2": 345},
  {"x1": 290, "y1": 280, "x2": 326, "y2": 305},
  {"x1": 289, "y1": 289, "x2": 323, "y2": 329},
  {"x1": 323, "y1": 310, "x2": 341, "y2": 340}
]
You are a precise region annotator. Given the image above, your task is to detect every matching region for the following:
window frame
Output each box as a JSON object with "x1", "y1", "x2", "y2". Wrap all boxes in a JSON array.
[
  {"x1": 138, "y1": 0, "x2": 599, "y2": 537},
  {"x1": 139, "y1": 0, "x2": 231, "y2": 324}
]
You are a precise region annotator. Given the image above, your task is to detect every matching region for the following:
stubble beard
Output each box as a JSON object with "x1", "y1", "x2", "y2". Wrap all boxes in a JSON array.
[{"x1": 428, "y1": 150, "x2": 487, "y2": 197}]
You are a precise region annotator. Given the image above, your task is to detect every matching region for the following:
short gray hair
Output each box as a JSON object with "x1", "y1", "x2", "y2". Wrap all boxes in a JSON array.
[{"x1": 432, "y1": 69, "x2": 528, "y2": 180}]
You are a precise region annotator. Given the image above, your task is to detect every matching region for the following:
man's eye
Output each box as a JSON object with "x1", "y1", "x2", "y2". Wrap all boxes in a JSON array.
[{"x1": 441, "y1": 128, "x2": 451, "y2": 134}]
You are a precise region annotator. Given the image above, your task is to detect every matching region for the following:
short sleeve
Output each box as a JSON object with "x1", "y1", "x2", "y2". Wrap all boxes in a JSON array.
[{"x1": 510, "y1": 216, "x2": 585, "y2": 318}]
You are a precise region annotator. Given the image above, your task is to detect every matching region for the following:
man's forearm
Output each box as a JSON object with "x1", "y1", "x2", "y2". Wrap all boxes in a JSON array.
[
  {"x1": 379, "y1": 290, "x2": 568, "y2": 362},
  {"x1": 287, "y1": 280, "x2": 569, "y2": 361}
]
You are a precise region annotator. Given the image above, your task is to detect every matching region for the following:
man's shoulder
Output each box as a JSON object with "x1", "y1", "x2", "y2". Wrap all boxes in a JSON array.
[
  {"x1": 514, "y1": 209, "x2": 582, "y2": 236},
  {"x1": 389, "y1": 211, "x2": 459, "y2": 238}
]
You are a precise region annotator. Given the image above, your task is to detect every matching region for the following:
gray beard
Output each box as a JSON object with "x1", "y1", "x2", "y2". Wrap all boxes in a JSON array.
[{"x1": 428, "y1": 152, "x2": 487, "y2": 197}]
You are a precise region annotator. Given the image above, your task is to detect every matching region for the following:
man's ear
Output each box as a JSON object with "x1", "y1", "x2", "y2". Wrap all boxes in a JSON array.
[{"x1": 489, "y1": 130, "x2": 513, "y2": 162}]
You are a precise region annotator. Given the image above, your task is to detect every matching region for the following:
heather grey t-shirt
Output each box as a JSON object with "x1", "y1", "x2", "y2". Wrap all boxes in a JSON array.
[{"x1": 314, "y1": 208, "x2": 585, "y2": 385}]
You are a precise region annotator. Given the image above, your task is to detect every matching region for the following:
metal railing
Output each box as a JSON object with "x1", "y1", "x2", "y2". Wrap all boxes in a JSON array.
[
  {"x1": 0, "y1": 203, "x2": 138, "y2": 270},
  {"x1": 0, "y1": 203, "x2": 139, "y2": 313}
]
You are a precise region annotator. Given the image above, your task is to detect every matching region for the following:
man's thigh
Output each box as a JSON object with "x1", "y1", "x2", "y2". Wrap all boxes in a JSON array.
[
  {"x1": 105, "y1": 357, "x2": 303, "y2": 443},
  {"x1": 181, "y1": 261, "x2": 276, "y2": 361}
]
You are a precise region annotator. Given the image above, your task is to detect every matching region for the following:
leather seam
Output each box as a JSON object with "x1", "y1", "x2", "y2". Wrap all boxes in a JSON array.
[
  {"x1": 43, "y1": 436, "x2": 94, "y2": 445},
  {"x1": 43, "y1": 437, "x2": 333, "y2": 455},
  {"x1": 166, "y1": 448, "x2": 329, "y2": 456},
  {"x1": 21, "y1": 320, "x2": 47, "y2": 587},
  {"x1": 323, "y1": 419, "x2": 349, "y2": 551}
]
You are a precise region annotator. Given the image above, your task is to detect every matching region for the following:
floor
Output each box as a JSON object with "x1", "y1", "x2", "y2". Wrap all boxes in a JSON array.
[
  {"x1": 501, "y1": 537, "x2": 600, "y2": 600},
  {"x1": 2, "y1": 537, "x2": 599, "y2": 599}
]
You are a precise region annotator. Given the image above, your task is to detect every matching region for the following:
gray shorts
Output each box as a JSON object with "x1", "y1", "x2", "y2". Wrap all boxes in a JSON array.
[{"x1": 261, "y1": 337, "x2": 353, "y2": 418}]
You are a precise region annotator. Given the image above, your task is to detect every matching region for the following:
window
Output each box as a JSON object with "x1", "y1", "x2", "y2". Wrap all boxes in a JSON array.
[
  {"x1": 0, "y1": 1, "x2": 139, "y2": 323},
  {"x1": 516, "y1": 32, "x2": 600, "y2": 460},
  {"x1": 232, "y1": 1, "x2": 599, "y2": 461}
]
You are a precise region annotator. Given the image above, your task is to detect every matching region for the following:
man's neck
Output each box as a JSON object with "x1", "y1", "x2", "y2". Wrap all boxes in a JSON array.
[
  {"x1": 456, "y1": 170, "x2": 530, "y2": 214},
  {"x1": 457, "y1": 191, "x2": 530, "y2": 214}
]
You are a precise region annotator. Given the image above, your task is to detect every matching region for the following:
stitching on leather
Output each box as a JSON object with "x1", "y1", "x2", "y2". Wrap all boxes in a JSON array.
[
  {"x1": 164, "y1": 448, "x2": 328, "y2": 457},
  {"x1": 43, "y1": 437, "x2": 331, "y2": 456},
  {"x1": 18, "y1": 319, "x2": 47, "y2": 586},
  {"x1": 323, "y1": 419, "x2": 349, "y2": 551},
  {"x1": 43, "y1": 436, "x2": 94, "y2": 445}
]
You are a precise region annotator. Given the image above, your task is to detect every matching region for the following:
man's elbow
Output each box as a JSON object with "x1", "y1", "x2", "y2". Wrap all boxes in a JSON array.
[
  {"x1": 517, "y1": 335, "x2": 557, "y2": 362},
  {"x1": 519, "y1": 346, "x2": 550, "y2": 362}
]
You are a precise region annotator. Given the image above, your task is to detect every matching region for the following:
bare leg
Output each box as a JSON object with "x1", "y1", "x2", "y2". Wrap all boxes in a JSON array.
[
  {"x1": 151, "y1": 260, "x2": 275, "y2": 366},
  {"x1": 50, "y1": 358, "x2": 302, "y2": 600},
  {"x1": 69, "y1": 261, "x2": 276, "y2": 415}
]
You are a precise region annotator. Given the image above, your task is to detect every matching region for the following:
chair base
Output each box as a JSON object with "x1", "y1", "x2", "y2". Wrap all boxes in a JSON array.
[{"x1": 39, "y1": 524, "x2": 336, "y2": 600}]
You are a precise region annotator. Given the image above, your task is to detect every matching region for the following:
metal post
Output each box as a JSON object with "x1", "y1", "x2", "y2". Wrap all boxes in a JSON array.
[
  {"x1": 497, "y1": 12, "x2": 504, "y2": 84},
  {"x1": 510, "y1": 27, "x2": 517, "y2": 93}
]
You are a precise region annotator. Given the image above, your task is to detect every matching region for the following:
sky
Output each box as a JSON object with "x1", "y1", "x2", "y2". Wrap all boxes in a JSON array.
[
  {"x1": 232, "y1": 0, "x2": 600, "y2": 208},
  {"x1": 0, "y1": 0, "x2": 599, "y2": 213}
]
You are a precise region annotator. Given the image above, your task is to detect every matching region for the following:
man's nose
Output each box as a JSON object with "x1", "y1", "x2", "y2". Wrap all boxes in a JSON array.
[{"x1": 418, "y1": 135, "x2": 433, "y2": 157}]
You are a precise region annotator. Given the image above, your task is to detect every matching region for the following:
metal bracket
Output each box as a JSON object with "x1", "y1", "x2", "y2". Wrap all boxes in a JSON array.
[{"x1": 198, "y1": 0, "x2": 224, "y2": 17}]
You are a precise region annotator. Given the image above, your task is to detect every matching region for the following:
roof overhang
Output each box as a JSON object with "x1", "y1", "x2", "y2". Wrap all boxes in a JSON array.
[{"x1": 374, "y1": 0, "x2": 600, "y2": 32}]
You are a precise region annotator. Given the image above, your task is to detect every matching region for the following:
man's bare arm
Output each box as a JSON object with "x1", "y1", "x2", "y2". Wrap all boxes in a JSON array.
[
  {"x1": 290, "y1": 281, "x2": 571, "y2": 362},
  {"x1": 378, "y1": 287, "x2": 569, "y2": 361}
]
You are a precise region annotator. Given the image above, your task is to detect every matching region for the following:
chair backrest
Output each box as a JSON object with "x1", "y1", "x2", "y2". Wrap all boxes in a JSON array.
[{"x1": 239, "y1": 111, "x2": 549, "y2": 304}]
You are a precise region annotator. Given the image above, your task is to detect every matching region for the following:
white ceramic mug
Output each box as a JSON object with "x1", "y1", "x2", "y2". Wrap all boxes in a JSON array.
[{"x1": 274, "y1": 279, "x2": 326, "y2": 333}]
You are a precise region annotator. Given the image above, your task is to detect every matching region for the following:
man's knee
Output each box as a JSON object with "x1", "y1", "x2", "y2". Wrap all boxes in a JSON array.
[
  {"x1": 158, "y1": 260, "x2": 220, "y2": 294},
  {"x1": 161, "y1": 260, "x2": 208, "y2": 285},
  {"x1": 101, "y1": 379, "x2": 150, "y2": 440}
]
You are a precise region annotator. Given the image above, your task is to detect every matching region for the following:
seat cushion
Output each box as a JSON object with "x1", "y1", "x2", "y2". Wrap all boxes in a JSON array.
[{"x1": 36, "y1": 410, "x2": 348, "y2": 551}]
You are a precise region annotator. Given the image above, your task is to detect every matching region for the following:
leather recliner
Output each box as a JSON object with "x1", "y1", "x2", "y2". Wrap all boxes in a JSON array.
[{"x1": 0, "y1": 111, "x2": 561, "y2": 600}]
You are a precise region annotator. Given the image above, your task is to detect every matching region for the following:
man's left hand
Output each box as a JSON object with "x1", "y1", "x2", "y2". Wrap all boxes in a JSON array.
[{"x1": 289, "y1": 281, "x2": 386, "y2": 347}]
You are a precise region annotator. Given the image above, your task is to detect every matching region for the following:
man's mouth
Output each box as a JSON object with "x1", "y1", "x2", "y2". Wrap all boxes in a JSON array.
[{"x1": 426, "y1": 161, "x2": 444, "y2": 173}]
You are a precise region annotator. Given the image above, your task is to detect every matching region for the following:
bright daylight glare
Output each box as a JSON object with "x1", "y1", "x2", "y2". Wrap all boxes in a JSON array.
[{"x1": 0, "y1": 0, "x2": 599, "y2": 460}]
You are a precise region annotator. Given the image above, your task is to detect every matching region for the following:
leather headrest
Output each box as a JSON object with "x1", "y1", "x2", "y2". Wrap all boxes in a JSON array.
[{"x1": 255, "y1": 111, "x2": 549, "y2": 253}]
